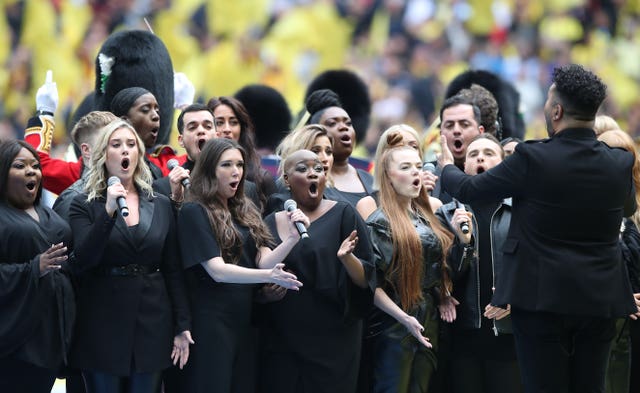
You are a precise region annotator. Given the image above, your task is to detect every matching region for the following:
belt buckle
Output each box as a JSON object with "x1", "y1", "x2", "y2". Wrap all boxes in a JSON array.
[{"x1": 120, "y1": 264, "x2": 140, "y2": 275}]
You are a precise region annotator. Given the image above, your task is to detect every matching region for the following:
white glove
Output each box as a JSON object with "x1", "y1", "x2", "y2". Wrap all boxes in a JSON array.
[
  {"x1": 173, "y1": 72, "x2": 195, "y2": 109},
  {"x1": 35, "y1": 70, "x2": 58, "y2": 114}
]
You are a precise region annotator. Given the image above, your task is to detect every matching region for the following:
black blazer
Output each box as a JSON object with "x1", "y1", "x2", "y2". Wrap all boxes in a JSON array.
[
  {"x1": 68, "y1": 191, "x2": 190, "y2": 376},
  {"x1": 441, "y1": 128, "x2": 637, "y2": 318}
]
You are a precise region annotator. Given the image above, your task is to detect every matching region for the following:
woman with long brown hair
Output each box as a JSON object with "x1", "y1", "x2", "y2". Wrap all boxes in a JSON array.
[
  {"x1": 177, "y1": 138, "x2": 306, "y2": 393},
  {"x1": 207, "y1": 96, "x2": 277, "y2": 210},
  {"x1": 366, "y1": 135, "x2": 472, "y2": 392}
]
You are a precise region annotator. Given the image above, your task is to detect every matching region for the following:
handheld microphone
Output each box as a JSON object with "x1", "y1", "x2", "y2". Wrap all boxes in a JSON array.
[
  {"x1": 454, "y1": 199, "x2": 470, "y2": 234},
  {"x1": 422, "y1": 162, "x2": 437, "y2": 195},
  {"x1": 107, "y1": 176, "x2": 129, "y2": 217},
  {"x1": 167, "y1": 159, "x2": 191, "y2": 189},
  {"x1": 284, "y1": 199, "x2": 309, "y2": 239},
  {"x1": 422, "y1": 162, "x2": 436, "y2": 174}
]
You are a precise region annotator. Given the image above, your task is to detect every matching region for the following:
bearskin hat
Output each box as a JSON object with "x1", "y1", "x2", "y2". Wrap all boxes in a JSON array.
[
  {"x1": 304, "y1": 69, "x2": 371, "y2": 144},
  {"x1": 93, "y1": 30, "x2": 174, "y2": 145},
  {"x1": 445, "y1": 70, "x2": 525, "y2": 140},
  {"x1": 234, "y1": 84, "x2": 292, "y2": 153}
]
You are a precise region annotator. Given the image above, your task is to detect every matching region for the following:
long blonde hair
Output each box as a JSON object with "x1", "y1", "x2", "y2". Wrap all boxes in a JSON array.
[
  {"x1": 276, "y1": 124, "x2": 334, "y2": 185},
  {"x1": 378, "y1": 139, "x2": 453, "y2": 311},
  {"x1": 84, "y1": 119, "x2": 153, "y2": 201},
  {"x1": 598, "y1": 129, "x2": 640, "y2": 228}
]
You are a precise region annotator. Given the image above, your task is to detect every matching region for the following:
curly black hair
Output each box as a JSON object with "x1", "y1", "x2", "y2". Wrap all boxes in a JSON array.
[
  {"x1": 306, "y1": 89, "x2": 342, "y2": 124},
  {"x1": 552, "y1": 64, "x2": 607, "y2": 121}
]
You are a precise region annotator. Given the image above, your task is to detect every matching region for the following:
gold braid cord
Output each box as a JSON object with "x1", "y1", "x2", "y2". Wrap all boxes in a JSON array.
[{"x1": 24, "y1": 116, "x2": 55, "y2": 153}]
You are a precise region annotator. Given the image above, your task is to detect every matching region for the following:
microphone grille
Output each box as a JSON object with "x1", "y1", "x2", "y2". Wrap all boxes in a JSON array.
[
  {"x1": 283, "y1": 199, "x2": 297, "y2": 212},
  {"x1": 107, "y1": 176, "x2": 121, "y2": 187},
  {"x1": 422, "y1": 162, "x2": 436, "y2": 174},
  {"x1": 167, "y1": 158, "x2": 179, "y2": 170}
]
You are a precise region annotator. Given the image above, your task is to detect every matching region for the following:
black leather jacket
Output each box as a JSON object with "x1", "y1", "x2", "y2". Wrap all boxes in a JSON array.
[
  {"x1": 366, "y1": 209, "x2": 473, "y2": 336},
  {"x1": 436, "y1": 198, "x2": 512, "y2": 334},
  {"x1": 621, "y1": 217, "x2": 640, "y2": 293}
]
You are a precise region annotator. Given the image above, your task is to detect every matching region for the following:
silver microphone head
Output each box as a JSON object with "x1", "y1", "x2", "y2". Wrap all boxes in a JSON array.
[
  {"x1": 284, "y1": 199, "x2": 297, "y2": 212},
  {"x1": 422, "y1": 162, "x2": 436, "y2": 174},
  {"x1": 167, "y1": 158, "x2": 179, "y2": 170},
  {"x1": 107, "y1": 176, "x2": 121, "y2": 187}
]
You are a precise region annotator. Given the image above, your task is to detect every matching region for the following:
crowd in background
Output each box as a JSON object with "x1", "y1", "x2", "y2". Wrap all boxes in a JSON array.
[{"x1": 2, "y1": 0, "x2": 640, "y2": 156}]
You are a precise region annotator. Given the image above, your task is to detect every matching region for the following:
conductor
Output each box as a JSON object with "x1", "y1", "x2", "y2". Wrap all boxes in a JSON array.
[{"x1": 438, "y1": 64, "x2": 640, "y2": 393}]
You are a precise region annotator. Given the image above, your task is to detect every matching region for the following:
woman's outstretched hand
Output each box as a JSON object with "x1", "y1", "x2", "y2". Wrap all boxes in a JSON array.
[
  {"x1": 338, "y1": 230, "x2": 358, "y2": 258},
  {"x1": 401, "y1": 314, "x2": 432, "y2": 348},
  {"x1": 270, "y1": 263, "x2": 303, "y2": 290}
]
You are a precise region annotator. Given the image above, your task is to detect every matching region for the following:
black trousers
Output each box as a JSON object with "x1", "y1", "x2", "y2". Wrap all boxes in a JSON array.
[
  {"x1": 511, "y1": 307, "x2": 616, "y2": 393},
  {"x1": 629, "y1": 319, "x2": 640, "y2": 393},
  {"x1": 82, "y1": 370, "x2": 162, "y2": 393},
  {"x1": 0, "y1": 356, "x2": 56, "y2": 393},
  {"x1": 449, "y1": 349, "x2": 522, "y2": 393}
]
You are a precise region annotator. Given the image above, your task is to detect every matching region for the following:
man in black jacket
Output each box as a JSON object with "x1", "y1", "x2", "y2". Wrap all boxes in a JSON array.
[
  {"x1": 439, "y1": 64, "x2": 640, "y2": 393},
  {"x1": 437, "y1": 134, "x2": 522, "y2": 393}
]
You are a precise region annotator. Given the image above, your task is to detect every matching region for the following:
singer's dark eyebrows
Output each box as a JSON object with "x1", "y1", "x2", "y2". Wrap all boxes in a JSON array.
[{"x1": 186, "y1": 120, "x2": 209, "y2": 128}]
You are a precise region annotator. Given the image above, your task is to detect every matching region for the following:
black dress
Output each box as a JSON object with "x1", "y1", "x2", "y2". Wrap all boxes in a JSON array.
[
  {"x1": 0, "y1": 203, "x2": 75, "y2": 391},
  {"x1": 260, "y1": 201, "x2": 374, "y2": 393},
  {"x1": 178, "y1": 202, "x2": 259, "y2": 393}
]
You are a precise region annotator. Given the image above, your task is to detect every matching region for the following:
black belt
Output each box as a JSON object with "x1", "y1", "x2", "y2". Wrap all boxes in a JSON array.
[{"x1": 99, "y1": 264, "x2": 159, "y2": 276}]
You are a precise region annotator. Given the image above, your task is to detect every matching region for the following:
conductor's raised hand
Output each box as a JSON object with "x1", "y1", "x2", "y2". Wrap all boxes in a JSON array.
[
  {"x1": 438, "y1": 135, "x2": 454, "y2": 168},
  {"x1": 172, "y1": 330, "x2": 195, "y2": 369},
  {"x1": 39, "y1": 242, "x2": 67, "y2": 277},
  {"x1": 338, "y1": 230, "x2": 358, "y2": 258},
  {"x1": 270, "y1": 263, "x2": 302, "y2": 290}
]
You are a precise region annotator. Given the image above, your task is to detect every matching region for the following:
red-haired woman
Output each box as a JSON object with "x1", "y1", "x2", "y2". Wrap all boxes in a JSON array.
[{"x1": 366, "y1": 140, "x2": 472, "y2": 392}]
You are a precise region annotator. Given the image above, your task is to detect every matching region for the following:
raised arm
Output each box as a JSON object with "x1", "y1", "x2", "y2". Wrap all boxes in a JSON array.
[{"x1": 25, "y1": 70, "x2": 82, "y2": 194}]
